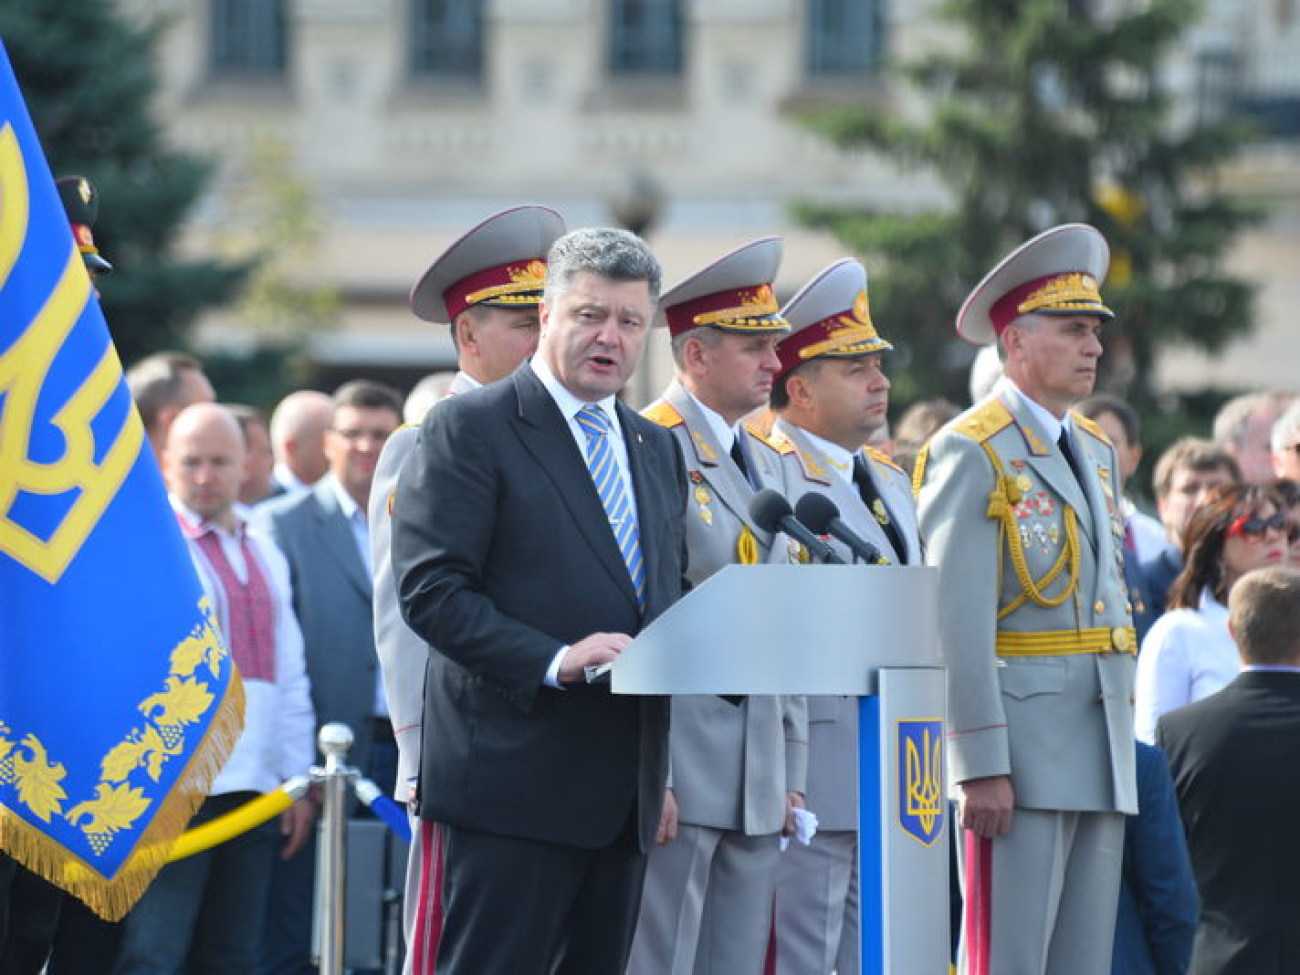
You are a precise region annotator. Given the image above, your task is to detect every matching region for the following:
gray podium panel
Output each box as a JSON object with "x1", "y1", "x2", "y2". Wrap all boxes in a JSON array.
[{"x1": 613, "y1": 564, "x2": 940, "y2": 695}]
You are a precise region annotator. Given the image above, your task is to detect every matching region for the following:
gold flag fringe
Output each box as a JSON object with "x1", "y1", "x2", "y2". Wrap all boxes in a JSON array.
[{"x1": 0, "y1": 673, "x2": 245, "y2": 921}]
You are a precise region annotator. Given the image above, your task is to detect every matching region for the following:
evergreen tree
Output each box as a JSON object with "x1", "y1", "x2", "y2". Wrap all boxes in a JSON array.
[
  {"x1": 796, "y1": 0, "x2": 1260, "y2": 416},
  {"x1": 1, "y1": 1, "x2": 246, "y2": 366}
]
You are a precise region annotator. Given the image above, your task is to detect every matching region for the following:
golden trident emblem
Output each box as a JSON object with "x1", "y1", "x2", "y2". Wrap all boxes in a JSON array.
[
  {"x1": 0, "y1": 123, "x2": 144, "y2": 583},
  {"x1": 904, "y1": 722, "x2": 943, "y2": 842}
]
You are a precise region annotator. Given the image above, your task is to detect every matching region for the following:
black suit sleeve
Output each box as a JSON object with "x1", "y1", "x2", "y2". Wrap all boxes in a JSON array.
[{"x1": 392, "y1": 400, "x2": 561, "y2": 712}]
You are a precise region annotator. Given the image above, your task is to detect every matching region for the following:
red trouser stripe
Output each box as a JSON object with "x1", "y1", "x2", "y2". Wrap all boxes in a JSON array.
[
  {"x1": 411, "y1": 821, "x2": 445, "y2": 975},
  {"x1": 963, "y1": 831, "x2": 992, "y2": 975}
]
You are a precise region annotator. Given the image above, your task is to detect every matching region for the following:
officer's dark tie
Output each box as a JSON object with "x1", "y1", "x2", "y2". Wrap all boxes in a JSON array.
[
  {"x1": 1057, "y1": 428, "x2": 1084, "y2": 485},
  {"x1": 853, "y1": 455, "x2": 906, "y2": 561},
  {"x1": 730, "y1": 435, "x2": 756, "y2": 489}
]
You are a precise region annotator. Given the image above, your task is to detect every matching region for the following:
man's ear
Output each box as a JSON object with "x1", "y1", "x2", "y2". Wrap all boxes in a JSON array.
[{"x1": 454, "y1": 312, "x2": 477, "y2": 355}]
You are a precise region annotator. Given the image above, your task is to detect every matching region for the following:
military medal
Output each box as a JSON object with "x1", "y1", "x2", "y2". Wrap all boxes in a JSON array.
[
  {"x1": 872, "y1": 499, "x2": 890, "y2": 526},
  {"x1": 694, "y1": 485, "x2": 713, "y2": 526},
  {"x1": 1016, "y1": 474, "x2": 1032, "y2": 494}
]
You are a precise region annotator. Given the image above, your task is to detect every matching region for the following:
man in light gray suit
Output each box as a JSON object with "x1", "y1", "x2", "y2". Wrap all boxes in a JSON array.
[
  {"x1": 767, "y1": 258, "x2": 920, "y2": 975},
  {"x1": 627, "y1": 239, "x2": 807, "y2": 975},
  {"x1": 367, "y1": 205, "x2": 564, "y2": 972},
  {"x1": 915, "y1": 224, "x2": 1137, "y2": 975},
  {"x1": 255, "y1": 378, "x2": 403, "y2": 975}
]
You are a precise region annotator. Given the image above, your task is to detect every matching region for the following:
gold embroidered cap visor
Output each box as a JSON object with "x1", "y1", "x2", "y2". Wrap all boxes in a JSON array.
[
  {"x1": 956, "y1": 223, "x2": 1112, "y2": 346},
  {"x1": 410, "y1": 205, "x2": 566, "y2": 324},
  {"x1": 659, "y1": 236, "x2": 791, "y2": 337},
  {"x1": 776, "y1": 258, "x2": 893, "y2": 382}
]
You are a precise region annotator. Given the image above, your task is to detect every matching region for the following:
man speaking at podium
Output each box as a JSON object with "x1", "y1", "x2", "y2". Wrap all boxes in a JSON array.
[
  {"x1": 915, "y1": 225, "x2": 1137, "y2": 975},
  {"x1": 392, "y1": 227, "x2": 687, "y2": 975}
]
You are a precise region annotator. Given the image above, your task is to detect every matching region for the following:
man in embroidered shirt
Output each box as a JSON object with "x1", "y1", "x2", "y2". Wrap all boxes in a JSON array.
[{"x1": 114, "y1": 403, "x2": 315, "y2": 975}]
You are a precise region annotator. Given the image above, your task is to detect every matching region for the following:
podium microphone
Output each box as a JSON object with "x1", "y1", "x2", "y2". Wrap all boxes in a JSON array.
[
  {"x1": 750, "y1": 489, "x2": 845, "y2": 565},
  {"x1": 795, "y1": 492, "x2": 889, "y2": 566}
]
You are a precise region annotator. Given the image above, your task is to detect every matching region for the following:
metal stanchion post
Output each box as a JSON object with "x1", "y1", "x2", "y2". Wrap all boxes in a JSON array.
[{"x1": 314, "y1": 722, "x2": 356, "y2": 975}]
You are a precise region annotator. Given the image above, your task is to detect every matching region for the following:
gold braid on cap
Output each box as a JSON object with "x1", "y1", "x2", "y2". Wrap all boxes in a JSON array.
[
  {"x1": 1017, "y1": 273, "x2": 1104, "y2": 316},
  {"x1": 463, "y1": 260, "x2": 548, "y2": 306}
]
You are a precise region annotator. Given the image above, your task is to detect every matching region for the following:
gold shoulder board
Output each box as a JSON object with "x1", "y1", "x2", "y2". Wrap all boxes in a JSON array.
[
  {"x1": 641, "y1": 401, "x2": 684, "y2": 429},
  {"x1": 864, "y1": 445, "x2": 904, "y2": 475},
  {"x1": 1070, "y1": 411, "x2": 1112, "y2": 447},
  {"x1": 951, "y1": 398, "x2": 1014, "y2": 444}
]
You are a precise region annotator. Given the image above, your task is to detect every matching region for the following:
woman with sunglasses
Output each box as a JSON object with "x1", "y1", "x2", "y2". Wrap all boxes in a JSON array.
[
  {"x1": 1134, "y1": 483, "x2": 1291, "y2": 742},
  {"x1": 1274, "y1": 478, "x2": 1300, "y2": 568}
]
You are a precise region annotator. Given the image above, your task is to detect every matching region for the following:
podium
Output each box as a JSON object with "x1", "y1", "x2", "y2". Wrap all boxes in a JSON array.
[{"x1": 613, "y1": 563, "x2": 949, "y2": 975}]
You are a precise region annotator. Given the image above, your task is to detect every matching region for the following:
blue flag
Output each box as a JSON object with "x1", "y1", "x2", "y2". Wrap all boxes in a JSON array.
[{"x1": 0, "y1": 42, "x2": 243, "y2": 919}]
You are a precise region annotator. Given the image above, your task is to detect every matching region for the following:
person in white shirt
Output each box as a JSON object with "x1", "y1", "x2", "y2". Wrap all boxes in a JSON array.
[
  {"x1": 1136, "y1": 483, "x2": 1291, "y2": 742},
  {"x1": 115, "y1": 403, "x2": 315, "y2": 975}
]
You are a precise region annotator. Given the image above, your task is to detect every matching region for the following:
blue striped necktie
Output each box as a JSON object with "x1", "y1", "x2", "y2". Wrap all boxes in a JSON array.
[{"x1": 576, "y1": 404, "x2": 646, "y2": 609}]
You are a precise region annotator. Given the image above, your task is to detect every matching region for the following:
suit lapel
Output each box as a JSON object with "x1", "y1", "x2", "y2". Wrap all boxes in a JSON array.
[
  {"x1": 667, "y1": 383, "x2": 770, "y2": 543},
  {"x1": 510, "y1": 368, "x2": 639, "y2": 611},
  {"x1": 312, "y1": 479, "x2": 371, "y2": 599},
  {"x1": 855, "y1": 451, "x2": 913, "y2": 564}
]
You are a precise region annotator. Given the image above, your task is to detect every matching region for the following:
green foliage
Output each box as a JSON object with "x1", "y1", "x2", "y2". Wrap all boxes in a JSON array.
[
  {"x1": 1, "y1": 0, "x2": 246, "y2": 365},
  {"x1": 795, "y1": 0, "x2": 1261, "y2": 421}
]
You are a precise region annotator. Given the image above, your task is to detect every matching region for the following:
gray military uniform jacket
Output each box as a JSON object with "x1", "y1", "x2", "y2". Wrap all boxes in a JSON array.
[
  {"x1": 770, "y1": 417, "x2": 921, "y2": 831},
  {"x1": 915, "y1": 381, "x2": 1137, "y2": 814},
  {"x1": 369, "y1": 370, "x2": 479, "y2": 799},
  {"x1": 643, "y1": 380, "x2": 807, "y2": 835}
]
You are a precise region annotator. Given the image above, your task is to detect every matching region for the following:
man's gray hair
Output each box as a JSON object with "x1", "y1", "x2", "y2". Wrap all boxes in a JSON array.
[
  {"x1": 1213, "y1": 391, "x2": 1292, "y2": 447},
  {"x1": 1271, "y1": 398, "x2": 1300, "y2": 454},
  {"x1": 669, "y1": 325, "x2": 724, "y2": 367},
  {"x1": 544, "y1": 227, "x2": 662, "y2": 307}
]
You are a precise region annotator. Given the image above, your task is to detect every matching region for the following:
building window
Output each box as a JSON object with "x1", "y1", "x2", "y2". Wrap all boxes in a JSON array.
[
  {"x1": 211, "y1": 0, "x2": 287, "y2": 77},
  {"x1": 608, "y1": 0, "x2": 684, "y2": 77},
  {"x1": 807, "y1": 0, "x2": 884, "y2": 77},
  {"x1": 410, "y1": 0, "x2": 484, "y2": 80}
]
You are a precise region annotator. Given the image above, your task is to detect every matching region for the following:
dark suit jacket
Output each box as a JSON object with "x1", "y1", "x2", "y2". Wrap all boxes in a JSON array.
[
  {"x1": 255, "y1": 476, "x2": 379, "y2": 774},
  {"x1": 1157, "y1": 671, "x2": 1300, "y2": 975},
  {"x1": 392, "y1": 365, "x2": 688, "y2": 852},
  {"x1": 1140, "y1": 547, "x2": 1182, "y2": 622},
  {"x1": 1112, "y1": 741, "x2": 1198, "y2": 975}
]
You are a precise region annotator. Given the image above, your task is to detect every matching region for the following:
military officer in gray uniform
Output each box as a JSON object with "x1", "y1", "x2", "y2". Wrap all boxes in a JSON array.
[
  {"x1": 626, "y1": 238, "x2": 808, "y2": 975},
  {"x1": 766, "y1": 258, "x2": 920, "y2": 975},
  {"x1": 368, "y1": 205, "x2": 564, "y2": 973},
  {"x1": 914, "y1": 224, "x2": 1137, "y2": 975}
]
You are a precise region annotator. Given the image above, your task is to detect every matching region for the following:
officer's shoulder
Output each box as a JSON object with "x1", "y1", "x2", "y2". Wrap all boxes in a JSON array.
[
  {"x1": 864, "y1": 445, "x2": 905, "y2": 475},
  {"x1": 744, "y1": 421, "x2": 794, "y2": 457},
  {"x1": 641, "y1": 400, "x2": 684, "y2": 429},
  {"x1": 947, "y1": 398, "x2": 1014, "y2": 445},
  {"x1": 1070, "y1": 411, "x2": 1112, "y2": 447}
]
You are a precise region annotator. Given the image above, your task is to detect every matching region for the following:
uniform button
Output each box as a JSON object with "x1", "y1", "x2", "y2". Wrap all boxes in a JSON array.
[{"x1": 1094, "y1": 600, "x2": 1106, "y2": 614}]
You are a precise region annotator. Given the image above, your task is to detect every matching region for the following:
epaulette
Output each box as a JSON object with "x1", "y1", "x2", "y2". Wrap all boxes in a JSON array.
[
  {"x1": 864, "y1": 445, "x2": 904, "y2": 475},
  {"x1": 745, "y1": 420, "x2": 794, "y2": 456},
  {"x1": 950, "y1": 398, "x2": 1014, "y2": 444},
  {"x1": 744, "y1": 408, "x2": 777, "y2": 441},
  {"x1": 641, "y1": 400, "x2": 684, "y2": 429},
  {"x1": 1070, "y1": 410, "x2": 1112, "y2": 447}
]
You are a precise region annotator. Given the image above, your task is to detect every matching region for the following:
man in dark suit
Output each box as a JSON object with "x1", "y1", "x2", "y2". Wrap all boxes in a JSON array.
[
  {"x1": 392, "y1": 226, "x2": 687, "y2": 975},
  {"x1": 254, "y1": 378, "x2": 403, "y2": 974},
  {"x1": 1158, "y1": 565, "x2": 1300, "y2": 975}
]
